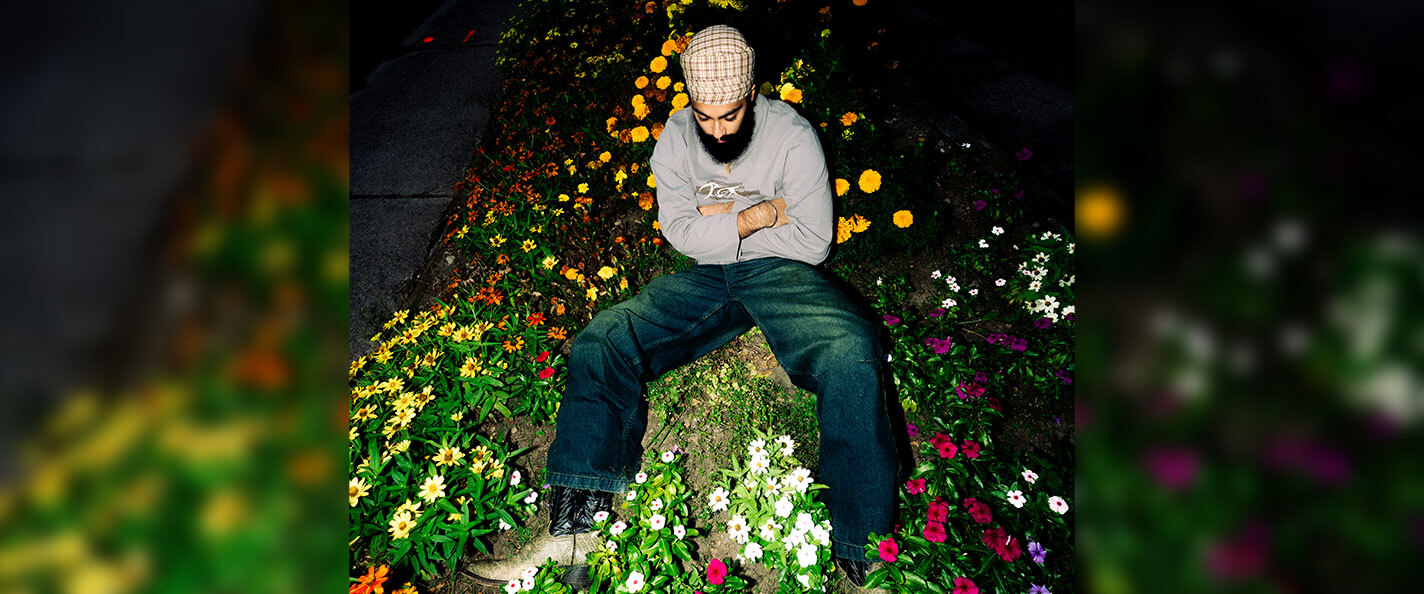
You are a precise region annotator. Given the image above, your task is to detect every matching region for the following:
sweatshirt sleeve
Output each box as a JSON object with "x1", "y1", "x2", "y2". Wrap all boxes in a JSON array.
[
  {"x1": 736, "y1": 125, "x2": 833, "y2": 265},
  {"x1": 651, "y1": 124, "x2": 742, "y2": 265}
]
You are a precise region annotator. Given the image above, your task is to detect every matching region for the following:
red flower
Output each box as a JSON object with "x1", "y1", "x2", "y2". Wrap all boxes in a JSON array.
[
  {"x1": 527, "y1": 313, "x2": 547, "y2": 327},
  {"x1": 923, "y1": 521, "x2": 947, "y2": 543},
  {"x1": 988, "y1": 396, "x2": 1002, "y2": 411},
  {"x1": 982, "y1": 526, "x2": 1008, "y2": 549},
  {"x1": 929, "y1": 433, "x2": 958, "y2": 459},
  {"x1": 960, "y1": 440, "x2": 981, "y2": 459},
  {"x1": 904, "y1": 478, "x2": 926, "y2": 494},
  {"x1": 535, "y1": 350, "x2": 550, "y2": 363},
  {"x1": 997, "y1": 534, "x2": 1023, "y2": 562},
  {"x1": 878, "y1": 538, "x2": 899, "y2": 563},
  {"x1": 952, "y1": 577, "x2": 978, "y2": 594},
  {"x1": 539, "y1": 367, "x2": 555, "y2": 379},
  {"x1": 926, "y1": 499, "x2": 949, "y2": 523},
  {"x1": 706, "y1": 559, "x2": 726, "y2": 585},
  {"x1": 351, "y1": 565, "x2": 389, "y2": 594},
  {"x1": 962, "y1": 498, "x2": 993, "y2": 524}
]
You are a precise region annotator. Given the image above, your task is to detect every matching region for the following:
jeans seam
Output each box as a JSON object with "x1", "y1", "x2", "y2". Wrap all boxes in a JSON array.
[{"x1": 625, "y1": 297, "x2": 735, "y2": 369}]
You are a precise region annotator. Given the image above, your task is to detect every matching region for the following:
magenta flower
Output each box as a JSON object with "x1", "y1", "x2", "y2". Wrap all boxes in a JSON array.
[
  {"x1": 926, "y1": 499, "x2": 950, "y2": 523},
  {"x1": 1142, "y1": 447, "x2": 1200, "y2": 492},
  {"x1": 1035, "y1": 316, "x2": 1053, "y2": 329},
  {"x1": 960, "y1": 440, "x2": 981, "y2": 459},
  {"x1": 928, "y1": 308, "x2": 945, "y2": 318},
  {"x1": 1014, "y1": 189, "x2": 1025, "y2": 199},
  {"x1": 878, "y1": 538, "x2": 899, "y2": 563},
  {"x1": 883, "y1": 314, "x2": 900, "y2": 326},
  {"x1": 962, "y1": 498, "x2": 993, "y2": 524},
  {"x1": 705, "y1": 559, "x2": 726, "y2": 585},
  {"x1": 923, "y1": 521, "x2": 947, "y2": 543},
  {"x1": 924, "y1": 336, "x2": 953, "y2": 354},
  {"x1": 905, "y1": 478, "x2": 926, "y2": 494},
  {"x1": 1008, "y1": 336, "x2": 1028, "y2": 351},
  {"x1": 973, "y1": 199, "x2": 987, "y2": 211},
  {"x1": 952, "y1": 577, "x2": 979, "y2": 594},
  {"x1": 1016, "y1": 147, "x2": 1033, "y2": 160},
  {"x1": 929, "y1": 433, "x2": 958, "y2": 459},
  {"x1": 906, "y1": 423, "x2": 919, "y2": 438},
  {"x1": 989, "y1": 188, "x2": 999, "y2": 195}
]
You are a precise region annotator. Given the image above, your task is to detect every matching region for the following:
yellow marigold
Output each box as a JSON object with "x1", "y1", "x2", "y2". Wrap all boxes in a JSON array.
[
  {"x1": 660, "y1": 39, "x2": 678, "y2": 56},
  {"x1": 656, "y1": 76, "x2": 671, "y2": 90},
  {"x1": 893, "y1": 210, "x2": 913, "y2": 228},
  {"x1": 635, "y1": 76, "x2": 649, "y2": 89},
  {"x1": 598, "y1": 266, "x2": 617, "y2": 280},
  {"x1": 858, "y1": 169, "x2": 882, "y2": 193},
  {"x1": 652, "y1": 220, "x2": 660, "y2": 230},
  {"x1": 564, "y1": 268, "x2": 581, "y2": 280},
  {"x1": 650, "y1": 56, "x2": 668, "y2": 73},
  {"x1": 840, "y1": 112, "x2": 859, "y2": 126},
  {"x1": 674, "y1": 81, "x2": 685, "y2": 92},
  {"x1": 834, "y1": 178, "x2": 849, "y2": 196},
  {"x1": 672, "y1": 92, "x2": 689, "y2": 109},
  {"x1": 606, "y1": 116, "x2": 618, "y2": 133},
  {"x1": 634, "y1": 101, "x2": 650, "y2": 119},
  {"x1": 639, "y1": 192, "x2": 655, "y2": 210},
  {"x1": 632, "y1": 94, "x2": 646, "y2": 106},
  {"x1": 647, "y1": 173, "x2": 656, "y2": 188},
  {"x1": 578, "y1": 182, "x2": 589, "y2": 194},
  {"x1": 599, "y1": 151, "x2": 612, "y2": 163},
  {"x1": 630, "y1": 126, "x2": 650, "y2": 143},
  {"x1": 778, "y1": 82, "x2": 802, "y2": 103},
  {"x1": 836, "y1": 217, "x2": 853, "y2": 244},
  {"x1": 850, "y1": 214, "x2": 871, "y2": 233}
]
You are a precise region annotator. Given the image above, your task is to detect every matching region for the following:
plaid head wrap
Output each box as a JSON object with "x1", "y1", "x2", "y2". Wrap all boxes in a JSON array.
[{"x1": 681, "y1": 25, "x2": 756, "y2": 105}]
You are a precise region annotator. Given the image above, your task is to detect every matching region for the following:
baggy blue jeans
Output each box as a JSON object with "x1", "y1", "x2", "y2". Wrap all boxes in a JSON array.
[{"x1": 545, "y1": 257, "x2": 897, "y2": 560}]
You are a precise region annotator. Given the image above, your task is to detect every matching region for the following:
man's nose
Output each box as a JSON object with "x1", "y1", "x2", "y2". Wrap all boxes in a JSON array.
[{"x1": 713, "y1": 122, "x2": 724, "y2": 139}]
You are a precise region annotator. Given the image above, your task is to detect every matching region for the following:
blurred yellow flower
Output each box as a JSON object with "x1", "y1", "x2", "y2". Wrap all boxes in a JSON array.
[
  {"x1": 1078, "y1": 183, "x2": 1124, "y2": 239},
  {"x1": 598, "y1": 266, "x2": 617, "y2": 280},
  {"x1": 836, "y1": 217, "x2": 853, "y2": 244},
  {"x1": 390, "y1": 439, "x2": 411, "y2": 454},
  {"x1": 586, "y1": 287, "x2": 599, "y2": 302},
  {"x1": 631, "y1": 126, "x2": 650, "y2": 142},
  {"x1": 578, "y1": 182, "x2": 590, "y2": 193},
  {"x1": 858, "y1": 169, "x2": 882, "y2": 193},
  {"x1": 564, "y1": 268, "x2": 581, "y2": 280},
  {"x1": 647, "y1": 173, "x2": 656, "y2": 188},
  {"x1": 656, "y1": 76, "x2": 671, "y2": 90},
  {"x1": 490, "y1": 234, "x2": 506, "y2": 247},
  {"x1": 652, "y1": 220, "x2": 660, "y2": 230},
  {"x1": 850, "y1": 214, "x2": 871, "y2": 232},
  {"x1": 651, "y1": 56, "x2": 668, "y2": 73},
  {"x1": 635, "y1": 76, "x2": 649, "y2": 89},
  {"x1": 459, "y1": 357, "x2": 483, "y2": 378},
  {"x1": 389, "y1": 511, "x2": 415, "y2": 540},
  {"x1": 606, "y1": 116, "x2": 618, "y2": 132},
  {"x1": 434, "y1": 446, "x2": 465, "y2": 467},
  {"x1": 893, "y1": 210, "x2": 913, "y2": 228},
  {"x1": 349, "y1": 477, "x2": 371, "y2": 507},
  {"x1": 419, "y1": 475, "x2": 446, "y2": 503},
  {"x1": 674, "y1": 81, "x2": 685, "y2": 92},
  {"x1": 558, "y1": 193, "x2": 570, "y2": 202},
  {"x1": 778, "y1": 82, "x2": 802, "y2": 103},
  {"x1": 834, "y1": 178, "x2": 849, "y2": 196},
  {"x1": 620, "y1": 277, "x2": 629, "y2": 290},
  {"x1": 634, "y1": 102, "x2": 651, "y2": 119},
  {"x1": 541, "y1": 255, "x2": 559, "y2": 269},
  {"x1": 599, "y1": 151, "x2": 612, "y2": 162}
]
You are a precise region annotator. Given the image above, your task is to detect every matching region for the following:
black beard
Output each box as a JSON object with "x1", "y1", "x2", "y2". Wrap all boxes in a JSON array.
[{"x1": 695, "y1": 104, "x2": 756, "y2": 164}]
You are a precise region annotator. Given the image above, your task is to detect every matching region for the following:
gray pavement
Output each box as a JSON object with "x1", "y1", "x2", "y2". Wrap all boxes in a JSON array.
[{"x1": 349, "y1": 0, "x2": 522, "y2": 356}]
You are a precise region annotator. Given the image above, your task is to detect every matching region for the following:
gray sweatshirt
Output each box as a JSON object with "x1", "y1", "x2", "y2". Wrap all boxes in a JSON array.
[{"x1": 651, "y1": 96, "x2": 834, "y2": 266}]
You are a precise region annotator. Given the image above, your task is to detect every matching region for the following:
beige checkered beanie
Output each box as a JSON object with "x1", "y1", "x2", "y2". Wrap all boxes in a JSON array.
[{"x1": 681, "y1": 25, "x2": 756, "y2": 105}]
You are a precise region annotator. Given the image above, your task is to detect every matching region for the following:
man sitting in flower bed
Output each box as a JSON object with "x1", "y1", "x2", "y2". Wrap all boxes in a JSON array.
[{"x1": 468, "y1": 25, "x2": 898, "y2": 590}]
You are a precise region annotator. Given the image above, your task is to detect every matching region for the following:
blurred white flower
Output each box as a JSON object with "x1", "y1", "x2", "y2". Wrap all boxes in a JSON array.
[
  {"x1": 775, "y1": 435, "x2": 796, "y2": 456},
  {"x1": 775, "y1": 497, "x2": 794, "y2": 518},
  {"x1": 1006, "y1": 490, "x2": 1026, "y2": 508},
  {"x1": 499, "y1": 519, "x2": 513, "y2": 530},
  {"x1": 610, "y1": 520, "x2": 627, "y2": 535},
  {"x1": 995, "y1": 278, "x2": 1006, "y2": 286},
  {"x1": 1048, "y1": 496, "x2": 1069, "y2": 514},
  {"x1": 969, "y1": 288, "x2": 978, "y2": 296},
  {"x1": 749, "y1": 457, "x2": 770, "y2": 474},
  {"x1": 748, "y1": 439, "x2": 767, "y2": 458},
  {"x1": 509, "y1": 471, "x2": 522, "y2": 486},
  {"x1": 523, "y1": 491, "x2": 538, "y2": 504},
  {"x1": 649, "y1": 514, "x2": 666, "y2": 531},
  {"x1": 728, "y1": 514, "x2": 750, "y2": 544},
  {"x1": 789, "y1": 468, "x2": 812, "y2": 493},
  {"x1": 1029, "y1": 280, "x2": 1042, "y2": 292},
  {"x1": 796, "y1": 513, "x2": 815, "y2": 532},
  {"x1": 796, "y1": 543, "x2": 819, "y2": 567},
  {"x1": 931, "y1": 270, "x2": 942, "y2": 279},
  {"x1": 606, "y1": 540, "x2": 618, "y2": 552},
  {"x1": 593, "y1": 510, "x2": 610, "y2": 523},
  {"x1": 708, "y1": 488, "x2": 729, "y2": 512},
  {"x1": 521, "y1": 577, "x2": 535, "y2": 591},
  {"x1": 635, "y1": 472, "x2": 648, "y2": 484},
  {"x1": 660, "y1": 451, "x2": 675, "y2": 463},
  {"x1": 992, "y1": 226, "x2": 1004, "y2": 235},
  {"x1": 504, "y1": 579, "x2": 521, "y2": 594},
  {"x1": 1022, "y1": 469, "x2": 1039, "y2": 484},
  {"x1": 625, "y1": 490, "x2": 638, "y2": 501},
  {"x1": 625, "y1": 571, "x2": 645, "y2": 593},
  {"x1": 760, "y1": 518, "x2": 781, "y2": 541},
  {"x1": 673, "y1": 524, "x2": 686, "y2": 539},
  {"x1": 522, "y1": 567, "x2": 539, "y2": 580},
  {"x1": 650, "y1": 498, "x2": 663, "y2": 511},
  {"x1": 979, "y1": 239, "x2": 989, "y2": 248},
  {"x1": 742, "y1": 541, "x2": 764, "y2": 562},
  {"x1": 942, "y1": 297, "x2": 957, "y2": 308}
]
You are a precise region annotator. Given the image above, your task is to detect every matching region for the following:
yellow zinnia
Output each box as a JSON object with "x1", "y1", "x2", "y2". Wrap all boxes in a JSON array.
[
  {"x1": 650, "y1": 56, "x2": 668, "y2": 73},
  {"x1": 598, "y1": 266, "x2": 616, "y2": 280},
  {"x1": 834, "y1": 178, "x2": 849, "y2": 196},
  {"x1": 388, "y1": 511, "x2": 415, "y2": 540},
  {"x1": 858, "y1": 169, "x2": 882, "y2": 193},
  {"x1": 630, "y1": 126, "x2": 650, "y2": 143},
  {"x1": 419, "y1": 475, "x2": 446, "y2": 503},
  {"x1": 349, "y1": 477, "x2": 371, "y2": 507},
  {"x1": 893, "y1": 210, "x2": 913, "y2": 228}
]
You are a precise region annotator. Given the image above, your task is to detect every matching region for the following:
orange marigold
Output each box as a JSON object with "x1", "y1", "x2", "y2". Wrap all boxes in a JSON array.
[
  {"x1": 893, "y1": 210, "x2": 914, "y2": 228},
  {"x1": 639, "y1": 192, "x2": 655, "y2": 211},
  {"x1": 503, "y1": 336, "x2": 525, "y2": 352},
  {"x1": 547, "y1": 326, "x2": 568, "y2": 341},
  {"x1": 840, "y1": 112, "x2": 859, "y2": 126},
  {"x1": 630, "y1": 126, "x2": 650, "y2": 143}
]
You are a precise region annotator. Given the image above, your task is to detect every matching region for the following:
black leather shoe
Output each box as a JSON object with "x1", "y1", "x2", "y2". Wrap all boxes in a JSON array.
[
  {"x1": 835, "y1": 556, "x2": 872, "y2": 587},
  {"x1": 548, "y1": 485, "x2": 613, "y2": 537}
]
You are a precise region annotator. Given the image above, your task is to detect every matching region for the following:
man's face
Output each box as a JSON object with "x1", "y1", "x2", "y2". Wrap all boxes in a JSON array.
[{"x1": 691, "y1": 94, "x2": 756, "y2": 164}]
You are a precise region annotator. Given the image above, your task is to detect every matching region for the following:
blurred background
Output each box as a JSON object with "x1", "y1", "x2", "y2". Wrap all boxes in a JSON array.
[{"x1": 0, "y1": 0, "x2": 1420, "y2": 592}]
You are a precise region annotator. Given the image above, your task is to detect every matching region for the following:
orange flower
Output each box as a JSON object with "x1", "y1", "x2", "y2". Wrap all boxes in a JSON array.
[
  {"x1": 527, "y1": 312, "x2": 546, "y2": 327},
  {"x1": 651, "y1": 122, "x2": 665, "y2": 140},
  {"x1": 778, "y1": 83, "x2": 802, "y2": 104},
  {"x1": 351, "y1": 565, "x2": 389, "y2": 594},
  {"x1": 650, "y1": 56, "x2": 668, "y2": 73},
  {"x1": 646, "y1": 173, "x2": 657, "y2": 188},
  {"x1": 635, "y1": 76, "x2": 649, "y2": 89},
  {"x1": 630, "y1": 126, "x2": 650, "y2": 143},
  {"x1": 639, "y1": 192, "x2": 655, "y2": 210},
  {"x1": 836, "y1": 217, "x2": 853, "y2": 244},
  {"x1": 850, "y1": 214, "x2": 871, "y2": 233},
  {"x1": 661, "y1": 38, "x2": 678, "y2": 56},
  {"x1": 853, "y1": 0, "x2": 868, "y2": 5},
  {"x1": 840, "y1": 112, "x2": 858, "y2": 126},
  {"x1": 605, "y1": 116, "x2": 618, "y2": 133},
  {"x1": 858, "y1": 169, "x2": 882, "y2": 193},
  {"x1": 656, "y1": 76, "x2": 671, "y2": 90},
  {"x1": 547, "y1": 326, "x2": 568, "y2": 341},
  {"x1": 503, "y1": 336, "x2": 525, "y2": 352},
  {"x1": 893, "y1": 210, "x2": 913, "y2": 228},
  {"x1": 834, "y1": 178, "x2": 849, "y2": 196}
]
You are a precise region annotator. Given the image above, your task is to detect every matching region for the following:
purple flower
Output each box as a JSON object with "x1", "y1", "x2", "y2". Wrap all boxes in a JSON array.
[
  {"x1": 1142, "y1": 447, "x2": 1200, "y2": 492},
  {"x1": 924, "y1": 337, "x2": 952, "y2": 355},
  {"x1": 929, "y1": 308, "x2": 945, "y2": 318},
  {"x1": 973, "y1": 371, "x2": 987, "y2": 384},
  {"x1": 883, "y1": 314, "x2": 900, "y2": 326},
  {"x1": 989, "y1": 188, "x2": 999, "y2": 195},
  {"x1": 985, "y1": 333, "x2": 1004, "y2": 345},
  {"x1": 973, "y1": 200, "x2": 987, "y2": 211},
  {"x1": 1013, "y1": 189, "x2": 1025, "y2": 199},
  {"x1": 1035, "y1": 316, "x2": 1053, "y2": 329},
  {"x1": 907, "y1": 424, "x2": 919, "y2": 438},
  {"x1": 1054, "y1": 369, "x2": 1073, "y2": 384},
  {"x1": 1016, "y1": 147, "x2": 1033, "y2": 161},
  {"x1": 1028, "y1": 541, "x2": 1047, "y2": 564},
  {"x1": 1028, "y1": 585, "x2": 1050, "y2": 594}
]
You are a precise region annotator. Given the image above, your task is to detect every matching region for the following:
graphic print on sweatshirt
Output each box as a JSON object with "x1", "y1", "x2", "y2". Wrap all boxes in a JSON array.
[{"x1": 695, "y1": 180, "x2": 766, "y2": 203}]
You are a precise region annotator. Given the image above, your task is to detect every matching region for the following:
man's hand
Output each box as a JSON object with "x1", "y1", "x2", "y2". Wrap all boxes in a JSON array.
[
  {"x1": 736, "y1": 201, "x2": 777, "y2": 239},
  {"x1": 769, "y1": 198, "x2": 789, "y2": 228}
]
